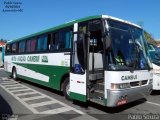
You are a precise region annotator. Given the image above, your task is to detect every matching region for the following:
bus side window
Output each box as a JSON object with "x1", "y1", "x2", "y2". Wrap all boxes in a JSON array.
[
  {"x1": 48, "y1": 34, "x2": 52, "y2": 50},
  {"x1": 30, "y1": 39, "x2": 36, "y2": 52},
  {"x1": 37, "y1": 35, "x2": 48, "y2": 52},
  {"x1": 6, "y1": 44, "x2": 11, "y2": 54},
  {"x1": 26, "y1": 39, "x2": 36, "y2": 53},
  {"x1": 59, "y1": 28, "x2": 73, "y2": 50},
  {"x1": 19, "y1": 41, "x2": 26, "y2": 53},
  {"x1": 26, "y1": 40, "x2": 31, "y2": 52},
  {"x1": 50, "y1": 32, "x2": 59, "y2": 51},
  {"x1": 11, "y1": 43, "x2": 17, "y2": 54},
  {"x1": 65, "y1": 31, "x2": 72, "y2": 49}
]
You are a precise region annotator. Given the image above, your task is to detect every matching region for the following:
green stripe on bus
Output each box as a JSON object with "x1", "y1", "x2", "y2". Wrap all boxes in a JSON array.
[
  {"x1": 13, "y1": 62, "x2": 69, "y2": 90},
  {"x1": 70, "y1": 92, "x2": 86, "y2": 102}
]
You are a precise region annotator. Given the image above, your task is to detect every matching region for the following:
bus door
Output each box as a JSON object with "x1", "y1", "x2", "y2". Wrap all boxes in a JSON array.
[
  {"x1": 87, "y1": 20, "x2": 106, "y2": 105},
  {"x1": 69, "y1": 23, "x2": 87, "y2": 102},
  {"x1": 70, "y1": 21, "x2": 106, "y2": 105},
  {"x1": 88, "y1": 20, "x2": 104, "y2": 81}
]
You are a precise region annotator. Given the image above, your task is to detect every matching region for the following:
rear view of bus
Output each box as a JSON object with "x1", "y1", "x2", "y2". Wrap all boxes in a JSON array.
[{"x1": 69, "y1": 15, "x2": 153, "y2": 107}]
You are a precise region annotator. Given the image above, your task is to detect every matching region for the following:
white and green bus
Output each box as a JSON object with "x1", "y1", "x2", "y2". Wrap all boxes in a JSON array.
[
  {"x1": 4, "y1": 15, "x2": 153, "y2": 107},
  {"x1": 148, "y1": 43, "x2": 160, "y2": 90}
]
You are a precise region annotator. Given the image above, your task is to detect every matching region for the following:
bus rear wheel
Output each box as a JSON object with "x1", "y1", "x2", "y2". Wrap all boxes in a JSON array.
[
  {"x1": 63, "y1": 77, "x2": 72, "y2": 101},
  {"x1": 12, "y1": 67, "x2": 17, "y2": 80}
]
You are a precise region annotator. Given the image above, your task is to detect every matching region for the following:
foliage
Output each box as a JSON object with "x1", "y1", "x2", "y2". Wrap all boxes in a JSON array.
[
  {"x1": 0, "y1": 38, "x2": 7, "y2": 43},
  {"x1": 144, "y1": 31, "x2": 160, "y2": 46}
]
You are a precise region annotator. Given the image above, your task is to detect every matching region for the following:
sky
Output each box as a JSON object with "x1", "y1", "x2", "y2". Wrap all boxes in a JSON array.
[{"x1": 0, "y1": 0, "x2": 160, "y2": 41}]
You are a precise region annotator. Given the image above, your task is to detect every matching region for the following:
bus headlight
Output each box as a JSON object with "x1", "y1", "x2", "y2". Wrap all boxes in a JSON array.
[{"x1": 111, "y1": 83, "x2": 130, "y2": 90}]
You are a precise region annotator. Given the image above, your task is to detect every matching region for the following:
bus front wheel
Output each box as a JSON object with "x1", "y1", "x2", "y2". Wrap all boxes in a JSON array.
[
  {"x1": 12, "y1": 67, "x2": 17, "y2": 80},
  {"x1": 63, "y1": 77, "x2": 72, "y2": 101}
]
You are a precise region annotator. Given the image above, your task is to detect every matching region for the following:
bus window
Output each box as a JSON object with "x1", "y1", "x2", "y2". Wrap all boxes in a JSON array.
[
  {"x1": 65, "y1": 31, "x2": 72, "y2": 49},
  {"x1": 59, "y1": 28, "x2": 73, "y2": 49},
  {"x1": 30, "y1": 39, "x2": 36, "y2": 52},
  {"x1": 37, "y1": 35, "x2": 47, "y2": 51},
  {"x1": 11, "y1": 43, "x2": 17, "y2": 53},
  {"x1": 6, "y1": 44, "x2": 11, "y2": 54},
  {"x1": 26, "y1": 40, "x2": 31, "y2": 52},
  {"x1": 48, "y1": 34, "x2": 52, "y2": 50},
  {"x1": 19, "y1": 41, "x2": 26, "y2": 53},
  {"x1": 89, "y1": 20, "x2": 103, "y2": 53},
  {"x1": 47, "y1": 33, "x2": 58, "y2": 50},
  {"x1": 26, "y1": 39, "x2": 36, "y2": 52},
  {"x1": 49, "y1": 32, "x2": 59, "y2": 50}
]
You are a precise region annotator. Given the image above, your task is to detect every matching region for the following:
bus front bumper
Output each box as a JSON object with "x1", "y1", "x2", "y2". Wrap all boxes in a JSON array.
[{"x1": 106, "y1": 84, "x2": 152, "y2": 107}]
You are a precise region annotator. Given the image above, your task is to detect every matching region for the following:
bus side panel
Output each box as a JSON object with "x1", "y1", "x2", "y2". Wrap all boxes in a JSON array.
[
  {"x1": 152, "y1": 64, "x2": 160, "y2": 90},
  {"x1": 4, "y1": 55, "x2": 13, "y2": 73},
  {"x1": 16, "y1": 64, "x2": 69, "y2": 90},
  {"x1": 153, "y1": 74, "x2": 160, "y2": 90},
  {"x1": 4, "y1": 53, "x2": 70, "y2": 90}
]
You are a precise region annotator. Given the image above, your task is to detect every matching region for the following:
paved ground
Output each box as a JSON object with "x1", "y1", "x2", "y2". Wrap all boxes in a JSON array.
[{"x1": 0, "y1": 68, "x2": 160, "y2": 120}]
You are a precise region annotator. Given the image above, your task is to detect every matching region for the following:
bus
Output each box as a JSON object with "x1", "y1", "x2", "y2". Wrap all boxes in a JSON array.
[
  {"x1": 0, "y1": 42, "x2": 5, "y2": 67},
  {"x1": 4, "y1": 15, "x2": 153, "y2": 107},
  {"x1": 148, "y1": 43, "x2": 160, "y2": 90}
]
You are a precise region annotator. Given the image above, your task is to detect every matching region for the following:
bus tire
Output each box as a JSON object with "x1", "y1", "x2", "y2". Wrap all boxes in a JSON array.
[
  {"x1": 63, "y1": 77, "x2": 72, "y2": 101},
  {"x1": 12, "y1": 67, "x2": 17, "y2": 80}
]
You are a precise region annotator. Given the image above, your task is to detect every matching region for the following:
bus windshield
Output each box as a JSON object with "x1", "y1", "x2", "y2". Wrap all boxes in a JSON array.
[
  {"x1": 148, "y1": 43, "x2": 160, "y2": 66},
  {"x1": 149, "y1": 50, "x2": 160, "y2": 66},
  {"x1": 106, "y1": 20, "x2": 149, "y2": 71}
]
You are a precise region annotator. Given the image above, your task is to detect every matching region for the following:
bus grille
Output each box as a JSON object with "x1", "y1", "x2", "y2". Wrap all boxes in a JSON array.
[
  {"x1": 130, "y1": 80, "x2": 148, "y2": 87},
  {"x1": 130, "y1": 81, "x2": 140, "y2": 87},
  {"x1": 141, "y1": 80, "x2": 148, "y2": 85}
]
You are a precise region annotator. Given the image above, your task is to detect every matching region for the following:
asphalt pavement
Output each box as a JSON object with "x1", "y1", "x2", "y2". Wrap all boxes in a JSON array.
[{"x1": 0, "y1": 68, "x2": 160, "y2": 120}]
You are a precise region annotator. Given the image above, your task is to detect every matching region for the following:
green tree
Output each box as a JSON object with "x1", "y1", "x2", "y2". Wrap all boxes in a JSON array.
[
  {"x1": 144, "y1": 31, "x2": 160, "y2": 46},
  {"x1": 0, "y1": 38, "x2": 7, "y2": 43},
  {"x1": 144, "y1": 31, "x2": 155, "y2": 44}
]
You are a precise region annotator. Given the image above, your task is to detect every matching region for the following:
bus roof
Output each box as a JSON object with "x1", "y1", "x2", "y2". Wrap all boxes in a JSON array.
[{"x1": 8, "y1": 15, "x2": 142, "y2": 44}]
